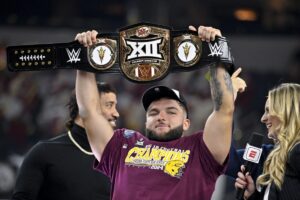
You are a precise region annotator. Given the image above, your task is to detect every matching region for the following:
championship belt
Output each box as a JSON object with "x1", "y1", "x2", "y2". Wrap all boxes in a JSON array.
[{"x1": 6, "y1": 23, "x2": 234, "y2": 83}]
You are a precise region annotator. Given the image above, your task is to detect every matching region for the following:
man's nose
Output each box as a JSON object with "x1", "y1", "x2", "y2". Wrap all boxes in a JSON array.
[
  {"x1": 113, "y1": 107, "x2": 120, "y2": 118},
  {"x1": 158, "y1": 111, "x2": 167, "y2": 120}
]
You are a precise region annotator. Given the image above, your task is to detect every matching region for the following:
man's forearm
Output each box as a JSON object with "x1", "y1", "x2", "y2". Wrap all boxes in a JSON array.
[
  {"x1": 76, "y1": 70, "x2": 100, "y2": 118},
  {"x1": 209, "y1": 63, "x2": 234, "y2": 113},
  {"x1": 75, "y1": 70, "x2": 114, "y2": 161}
]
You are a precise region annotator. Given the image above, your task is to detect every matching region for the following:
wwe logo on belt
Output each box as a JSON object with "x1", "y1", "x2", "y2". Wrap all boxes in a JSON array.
[
  {"x1": 125, "y1": 38, "x2": 163, "y2": 60},
  {"x1": 66, "y1": 48, "x2": 81, "y2": 63},
  {"x1": 208, "y1": 42, "x2": 224, "y2": 57}
]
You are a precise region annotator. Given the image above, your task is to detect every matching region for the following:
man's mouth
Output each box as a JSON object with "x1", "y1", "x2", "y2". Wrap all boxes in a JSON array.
[
  {"x1": 155, "y1": 124, "x2": 169, "y2": 128},
  {"x1": 108, "y1": 119, "x2": 117, "y2": 127}
]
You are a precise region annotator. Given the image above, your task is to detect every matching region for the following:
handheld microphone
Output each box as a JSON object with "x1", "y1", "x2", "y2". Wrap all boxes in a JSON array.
[{"x1": 236, "y1": 132, "x2": 264, "y2": 200}]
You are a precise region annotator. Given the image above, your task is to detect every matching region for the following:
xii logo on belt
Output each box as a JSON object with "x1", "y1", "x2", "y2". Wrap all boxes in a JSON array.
[{"x1": 120, "y1": 24, "x2": 170, "y2": 82}]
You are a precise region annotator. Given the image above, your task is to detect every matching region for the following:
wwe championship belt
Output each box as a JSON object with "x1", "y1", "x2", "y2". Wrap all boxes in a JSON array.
[{"x1": 6, "y1": 23, "x2": 234, "y2": 83}]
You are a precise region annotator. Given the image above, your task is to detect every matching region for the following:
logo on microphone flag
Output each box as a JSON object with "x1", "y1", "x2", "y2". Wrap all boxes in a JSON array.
[{"x1": 243, "y1": 144, "x2": 262, "y2": 163}]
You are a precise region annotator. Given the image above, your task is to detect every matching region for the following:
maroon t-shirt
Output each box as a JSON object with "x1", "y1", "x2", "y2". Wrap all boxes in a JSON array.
[{"x1": 94, "y1": 129, "x2": 227, "y2": 200}]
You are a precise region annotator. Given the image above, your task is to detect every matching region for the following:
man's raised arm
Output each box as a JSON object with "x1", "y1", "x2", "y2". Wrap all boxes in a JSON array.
[
  {"x1": 75, "y1": 30, "x2": 114, "y2": 161},
  {"x1": 189, "y1": 26, "x2": 245, "y2": 165},
  {"x1": 203, "y1": 64, "x2": 234, "y2": 165}
]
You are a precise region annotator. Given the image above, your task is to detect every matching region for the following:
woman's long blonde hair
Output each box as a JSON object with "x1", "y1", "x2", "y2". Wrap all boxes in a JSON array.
[{"x1": 256, "y1": 83, "x2": 300, "y2": 189}]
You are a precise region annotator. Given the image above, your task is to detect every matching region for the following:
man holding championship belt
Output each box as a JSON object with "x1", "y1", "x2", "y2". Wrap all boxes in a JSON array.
[
  {"x1": 6, "y1": 23, "x2": 235, "y2": 83},
  {"x1": 75, "y1": 25, "x2": 246, "y2": 200}
]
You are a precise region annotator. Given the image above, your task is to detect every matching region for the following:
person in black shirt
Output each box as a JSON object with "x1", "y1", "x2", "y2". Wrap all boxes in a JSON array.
[
  {"x1": 11, "y1": 82, "x2": 119, "y2": 200},
  {"x1": 235, "y1": 83, "x2": 300, "y2": 200}
]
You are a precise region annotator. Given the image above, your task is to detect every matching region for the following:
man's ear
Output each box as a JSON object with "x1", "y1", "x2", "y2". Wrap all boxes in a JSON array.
[{"x1": 183, "y1": 118, "x2": 191, "y2": 131}]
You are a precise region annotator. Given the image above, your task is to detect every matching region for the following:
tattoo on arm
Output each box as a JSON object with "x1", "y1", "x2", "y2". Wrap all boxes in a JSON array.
[
  {"x1": 224, "y1": 72, "x2": 233, "y2": 94},
  {"x1": 210, "y1": 64, "x2": 222, "y2": 111}
]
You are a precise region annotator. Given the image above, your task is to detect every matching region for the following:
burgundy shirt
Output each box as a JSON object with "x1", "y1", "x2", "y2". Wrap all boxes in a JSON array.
[{"x1": 94, "y1": 129, "x2": 227, "y2": 200}]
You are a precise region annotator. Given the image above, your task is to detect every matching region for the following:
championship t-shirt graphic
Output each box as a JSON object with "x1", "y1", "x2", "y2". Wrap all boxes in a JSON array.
[{"x1": 124, "y1": 144, "x2": 190, "y2": 178}]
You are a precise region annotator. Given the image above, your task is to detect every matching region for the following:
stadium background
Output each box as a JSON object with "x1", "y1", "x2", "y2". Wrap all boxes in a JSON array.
[{"x1": 0, "y1": 0, "x2": 299, "y2": 198}]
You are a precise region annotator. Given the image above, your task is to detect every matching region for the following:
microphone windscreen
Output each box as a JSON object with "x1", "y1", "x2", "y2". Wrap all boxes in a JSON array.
[{"x1": 248, "y1": 132, "x2": 264, "y2": 147}]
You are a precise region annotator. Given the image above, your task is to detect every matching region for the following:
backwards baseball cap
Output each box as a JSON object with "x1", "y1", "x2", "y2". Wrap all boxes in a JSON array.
[{"x1": 142, "y1": 85, "x2": 189, "y2": 118}]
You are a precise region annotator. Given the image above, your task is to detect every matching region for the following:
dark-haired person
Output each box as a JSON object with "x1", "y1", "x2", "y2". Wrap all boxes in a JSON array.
[
  {"x1": 11, "y1": 82, "x2": 119, "y2": 200},
  {"x1": 75, "y1": 25, "x2": 246, "y2": 200}
]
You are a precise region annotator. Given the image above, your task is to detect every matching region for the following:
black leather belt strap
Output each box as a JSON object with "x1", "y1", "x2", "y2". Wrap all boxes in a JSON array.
[{"x1": 7, "y1": 23, "x2": 234, "y2": 83}]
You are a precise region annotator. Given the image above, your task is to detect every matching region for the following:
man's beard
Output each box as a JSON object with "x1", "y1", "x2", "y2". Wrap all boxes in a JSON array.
[{"x1": 145, "y1": 125, "x2": 183, "y2": 142}]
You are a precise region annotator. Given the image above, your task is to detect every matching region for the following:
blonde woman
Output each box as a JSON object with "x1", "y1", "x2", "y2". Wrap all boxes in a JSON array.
[{"x1": 235, "y1": 83, "x2": 300, "y2": 200}]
